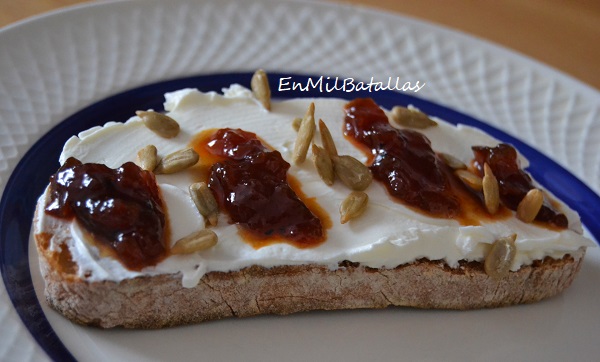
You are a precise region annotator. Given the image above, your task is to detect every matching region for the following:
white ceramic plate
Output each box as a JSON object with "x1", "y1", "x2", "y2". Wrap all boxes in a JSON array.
[{"x1": 1, "y1": 0, "x2": 599, "y2": 361}]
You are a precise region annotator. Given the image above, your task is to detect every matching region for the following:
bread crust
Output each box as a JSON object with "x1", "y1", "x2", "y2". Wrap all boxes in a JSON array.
[{"x1": 35, "y1": 226, "x2": 586, "y2": 329}]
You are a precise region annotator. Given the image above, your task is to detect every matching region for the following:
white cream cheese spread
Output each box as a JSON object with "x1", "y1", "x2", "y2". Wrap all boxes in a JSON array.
[{"x1": 36, "y1": 85, "x2": 594, "y2": 288}]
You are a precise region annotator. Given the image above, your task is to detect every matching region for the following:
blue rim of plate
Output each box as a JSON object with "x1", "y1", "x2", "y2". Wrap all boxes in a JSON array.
[{"x1": 1, "y1": 73, "x2": 599, "y2": 361}]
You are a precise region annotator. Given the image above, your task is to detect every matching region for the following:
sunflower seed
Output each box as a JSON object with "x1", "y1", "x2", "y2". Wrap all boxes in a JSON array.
[
  {"x1": 340, "y1": 191, "x2": 369, "y2": 224},
  {"x1": 136, "y1": 110, "x2": 180, "y2": 138},
  {"x1": 439, "y1": 152, "x2": 466, "y2": 170},
  {"x1": 292, "y1": 102, "x2": 316, "y2": 164},
  {"x1": 292, "y1": 117, "x2": 302, "y2": 132},
  {"x1": 312, "y1": 144, "x2": 334, "y2": 186},
  {"x1": 455, "y1": 169, "x2": 483, "y2": 191},
  {"x1": 484, "y1": 234, "x2": 517, "y2": 280},
  {"x1": 319, "y1": 119, "x2": 338, "y2": 157},
  {"x1": 391, "y1": 106, "x2": 437, "y2": 129},
  {"x1": 482, "y1": 163, "x2": 499, "y2": 214},
  {"x1": 171, "y1": 229, "x2": 218, "y2": 255},
  {"x1": 251, "y1": 69, "x2": 271, "y2": 111},
  {"x1": 516, "y1": 188, "x2": 544, "y2": 223},
  {"x1": 332, "y1": 155, "x2": 372, "y2": 191},
  {"x1": 189, "y1": 182, "x2": 219, "y2": 226},
  {"x1": 154, "y1": 148, "x2": 199, "y2": 174},
  {"x1": 136, "y1": 145, "x2": 159, "y2": 171}
]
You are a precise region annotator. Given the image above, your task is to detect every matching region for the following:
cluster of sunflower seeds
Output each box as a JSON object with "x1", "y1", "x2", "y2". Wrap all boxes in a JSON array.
[
  {"x1": 136, "y1": 145, "x2": 200, "y2": 175},
  {"x1": 293, "y1": 112, "x2": 373, "y2": 224},
  {"x1": 136, "y1": 106, "x2": 196, "y2": 173},
  {"x1": 134, "y1": 145, "x2": 218, "y2": 253},
  {"x1": 311, "y1": 120, "x2": 372, "y2": 191},
  {"x1": 183, "y1": 180, "x2": 221, "y2": 252},
  {"x1": 449, "y1": 155, "x2": 545, "y2": 224},
  {"x1": 135, "y1": 109, "x2": 198, "y2": 174}
]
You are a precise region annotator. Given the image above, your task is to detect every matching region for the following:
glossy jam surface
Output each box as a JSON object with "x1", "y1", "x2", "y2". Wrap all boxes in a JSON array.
[
  {"x1": 472, "y1": 144, "x2": 568, "y2": 228},
  {"x1": 204, "y1": 128, "x2": 325, "y2": 247},
  {"x1": 344, "y1": 98, "x2": 462, "y2": 218},
  {"x1": 45, "y1": 157, "x2": 168, "y2": 270}
]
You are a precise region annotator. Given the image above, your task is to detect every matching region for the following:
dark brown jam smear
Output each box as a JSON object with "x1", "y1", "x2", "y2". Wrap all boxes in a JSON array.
[
  {"x1": 45, "y1": 157, "x2": 168, "y2": 270},
  {"x1": 344, "y1": 98, "x2": 461, "y2": 218},
  {"x1": 204, "y1": 128, "x2": 325, "y2": 247},
  {"x1": 472, "y1": 144, "x2": 568, "y2": 228}
]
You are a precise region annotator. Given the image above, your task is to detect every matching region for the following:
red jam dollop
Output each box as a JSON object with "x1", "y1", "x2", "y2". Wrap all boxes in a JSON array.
[
  {"x1": 472, "y1": 144, "x2": 568, "y2": 228},
  {"x1": 205, "y1": 128, "x2": 324, "y2": 247},
  {"x1": 344, "y1": 98, "x2": 461, "y2": 217},
  {"x1": 45, "y1": 157, "x2": 168, "y2": 270}
]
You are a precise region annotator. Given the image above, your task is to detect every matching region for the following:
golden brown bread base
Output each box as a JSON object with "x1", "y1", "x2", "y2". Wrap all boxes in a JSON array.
[{"x1": 35, "y1": 231, "x2": 586, "y2": 329}]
